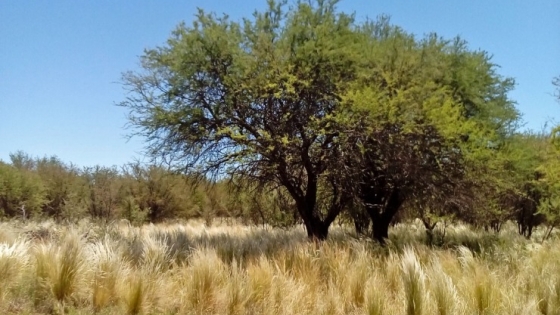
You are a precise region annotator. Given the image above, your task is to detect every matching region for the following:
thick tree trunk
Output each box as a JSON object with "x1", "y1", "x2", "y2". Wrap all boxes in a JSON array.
[
  {"x1": 278, "y1": 162, "x2": 343, "y2": 241},
  {"x1": 293, "y1": 179, "x2": 344, "y2": 241},
  {"x1": 371, "y1": 212, "x2": 391, "y2": 244},
  {"x1": 304, "y1": 218, "x2": 329, "y2": 241},
  {"x1": 297, "y1": 199, "x2": 342, "y2": 241},
  {"x1": 366, "y1": 189, "x2": 403, "y2": 244},
  {"x1": 295, "y1": 197, "x2": 328, "y2": 241}
]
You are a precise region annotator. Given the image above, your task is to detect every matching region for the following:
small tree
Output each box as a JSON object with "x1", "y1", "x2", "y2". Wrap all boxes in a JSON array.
[
  {"x1": 0, "y1": 162, "x2": 45, "y2": 218},
  {"x1": 342, "y1": 123, "x2": 470, "y2": 243},
  {"x1": 536, "y1": 86, "x2": 560, "y2": 240},
  {"x1": 35, "y1": 156, "x2": 83, "y2": 220},
  {"x1": 122, "y1": 163, "x2": 190, "y2": 222},
  {"x1": 83, "y1": 166, "x2": 121, "y2": 221},
  {"x1": 479, "y1": 133, "x2": 547, "y2": 237}
]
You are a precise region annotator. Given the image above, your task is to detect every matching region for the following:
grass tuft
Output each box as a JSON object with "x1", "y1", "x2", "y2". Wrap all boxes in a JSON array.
[
  {"x1": 52, "y1": 230, "x2": 83, "y2": 303},
  {"x1": 428, "y1": 259, "x2": 458, "y2": 315},
  {"x1": 401, "y1": 247, "x2": 426, "y2": 315},
  {"x1": 0, "y1": 239, "x2": 28, "y2": 302},
  {"x1": 124, "y1": 275, "x2": 143, "y2": 315}
]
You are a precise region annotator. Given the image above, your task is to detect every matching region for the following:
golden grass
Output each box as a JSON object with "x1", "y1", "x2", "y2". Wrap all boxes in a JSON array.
[{"x1": 0, "y1": 219, "x2": 556, "y2": 314}]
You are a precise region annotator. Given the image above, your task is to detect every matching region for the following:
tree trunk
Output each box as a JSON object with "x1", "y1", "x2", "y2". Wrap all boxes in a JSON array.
[
  {"x1": 422, "y1": 220, "x2": 437, "y2": 246},
  {"x1": 297, "y1": 198, "x2": 344, "y2": 241},
  {"x1": 304, "y1": 218, "x2": 329, "y2": 241},
  {"x1": 371, "y1": 212, "x2": 391, "y2": 244},
  {"x1": 278, "y1": 166, "x2": 342, "y2": 241},
  {"x1": 296, "y1": 198, "x2": 330, "y2": 241},
  {"x1": 366, "y1": 189, "x2": 403, "y2": 244}
]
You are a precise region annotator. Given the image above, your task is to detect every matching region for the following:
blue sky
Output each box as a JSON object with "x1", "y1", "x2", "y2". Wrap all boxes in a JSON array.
[{"x1": 1, "y1": 1, "x2": 559, "y2": 167}]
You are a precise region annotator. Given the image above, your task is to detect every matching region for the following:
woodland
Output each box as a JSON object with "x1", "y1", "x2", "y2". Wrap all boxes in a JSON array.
[
  {"x1": 2, "y1": 1, "x2": 560, "y2": 314},
  {"x1": 2, "y1": 1, "x2": 559, "y2": 244}
]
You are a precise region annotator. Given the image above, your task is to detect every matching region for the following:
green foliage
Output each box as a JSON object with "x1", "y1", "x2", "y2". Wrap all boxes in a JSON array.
[
  {"x1": 337, "y1": 28, "x2": 520, "y2": 239},
  {"x1": 120, "y1": 196, "x2": 147, "y2": 225},
  {"x1": 535, "y1": 127, "x2": 560, "y2": 240},
  {"x1": 120, "y1": 0, "x2": 371, "y2": 239},
  {"x1": 121, "y1": 163, "x2": 191, "y2": 222},
  {"x1": 83, "y1": 166, "x2": 122, "y2": 221},
  {"x1": 0, "y1": 2, "x2": 544, "y2": 243},
  {"x1": 0, "y1": 151, "x2": 298, "y2": 227},
  {"x1": 35, "y1": 156, "x2": 85, "y2": 220},
  {"x1": 0, "y1": 161, "x2": 45, "y2": 218},
  {"x1": 120, "y1": 0, "x2": 520, "y2": 240},
  {"x1": 470, "y1": 133, "x2": 546, "y2": 234}
]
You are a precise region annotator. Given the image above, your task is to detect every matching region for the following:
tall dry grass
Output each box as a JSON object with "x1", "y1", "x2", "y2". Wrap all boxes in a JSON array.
[{"x1": 0, "y1": 219, "x2": 556, "y2": 314}]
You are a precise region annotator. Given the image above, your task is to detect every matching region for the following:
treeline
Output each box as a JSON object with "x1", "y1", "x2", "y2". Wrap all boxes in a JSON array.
[
  {"x1": 0, "y1": 151, "x2": 295, "y2": 226},
  {"x1": 393, "y1": 130, "x2": 560, "y2": 241},
  {"x1": 2, "y1": 127, "x2": 560, "y2": 242}
]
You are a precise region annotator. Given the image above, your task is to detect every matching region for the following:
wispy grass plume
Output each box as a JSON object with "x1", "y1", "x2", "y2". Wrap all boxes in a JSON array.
[
  {"x1": 52, "y1": 230, "x2": 83, "y2": 303},
  {"x1": 401, "y1": 248, "x2": 426, "y2": 315}
]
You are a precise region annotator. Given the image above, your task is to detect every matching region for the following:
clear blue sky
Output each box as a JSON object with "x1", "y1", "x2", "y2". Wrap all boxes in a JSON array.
[{"x1": 1, "y1": 1, "x2": 559, "y2": 167}]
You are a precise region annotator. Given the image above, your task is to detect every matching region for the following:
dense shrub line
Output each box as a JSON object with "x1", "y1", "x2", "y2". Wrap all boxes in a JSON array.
[{"x1": 2, "y1": 146, "x2": 560, "y2": 243}]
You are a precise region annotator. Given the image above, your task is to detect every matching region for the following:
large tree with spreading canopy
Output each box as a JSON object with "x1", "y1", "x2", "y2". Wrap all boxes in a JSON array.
[{"x1": 120, "y1": 0, "x2": 519, "y2": 241}]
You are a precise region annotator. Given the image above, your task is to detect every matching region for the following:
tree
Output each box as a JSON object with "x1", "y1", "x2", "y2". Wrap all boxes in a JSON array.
[
  {"x1": 341, "y1": 122, "x2": 472, "y2": 243},
  {"x1": 494, "y1": 134, "x2": 546, "y2": 237},
  {"x1": 35, "y1": 156, "x2": 84, "y2": 220},
  {"x1": 121, "y1": 0, "x2": 362, "y2": 240},
  {"x1": 534, "y1": 77, "x2": 560, "y2": 240},
  {"x1": 535, "y1": 133, "x2": 560, "y2": 240},
  {"x1": 120, "y1": 0, "x2": 519, "y2": 241},
  {"x1": 334, "y1": 30, "x2": 518, "y2": 242},
  {"x1": 83, "y1": 166, "x2": 121, "y2": 221},
  {"x1": 121, "y1": 163, "x2": 190, "y2": 222},
  {"x1": 9, "y1": 151, "x2": 36, "y2": 171},
  {"x1": 0, "y1": 161, "x2": 45, "y2": 219}
]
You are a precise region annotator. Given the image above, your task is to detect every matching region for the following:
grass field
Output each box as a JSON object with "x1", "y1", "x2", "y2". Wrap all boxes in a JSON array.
[{"x1": 0, "y1": 219, "x2": 558, "y2": 314}]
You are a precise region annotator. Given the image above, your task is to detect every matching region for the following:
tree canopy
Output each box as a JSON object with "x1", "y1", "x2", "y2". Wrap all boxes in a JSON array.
[{"x1": 120, "y1": 0, "x2": 519, "y2": 241}]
